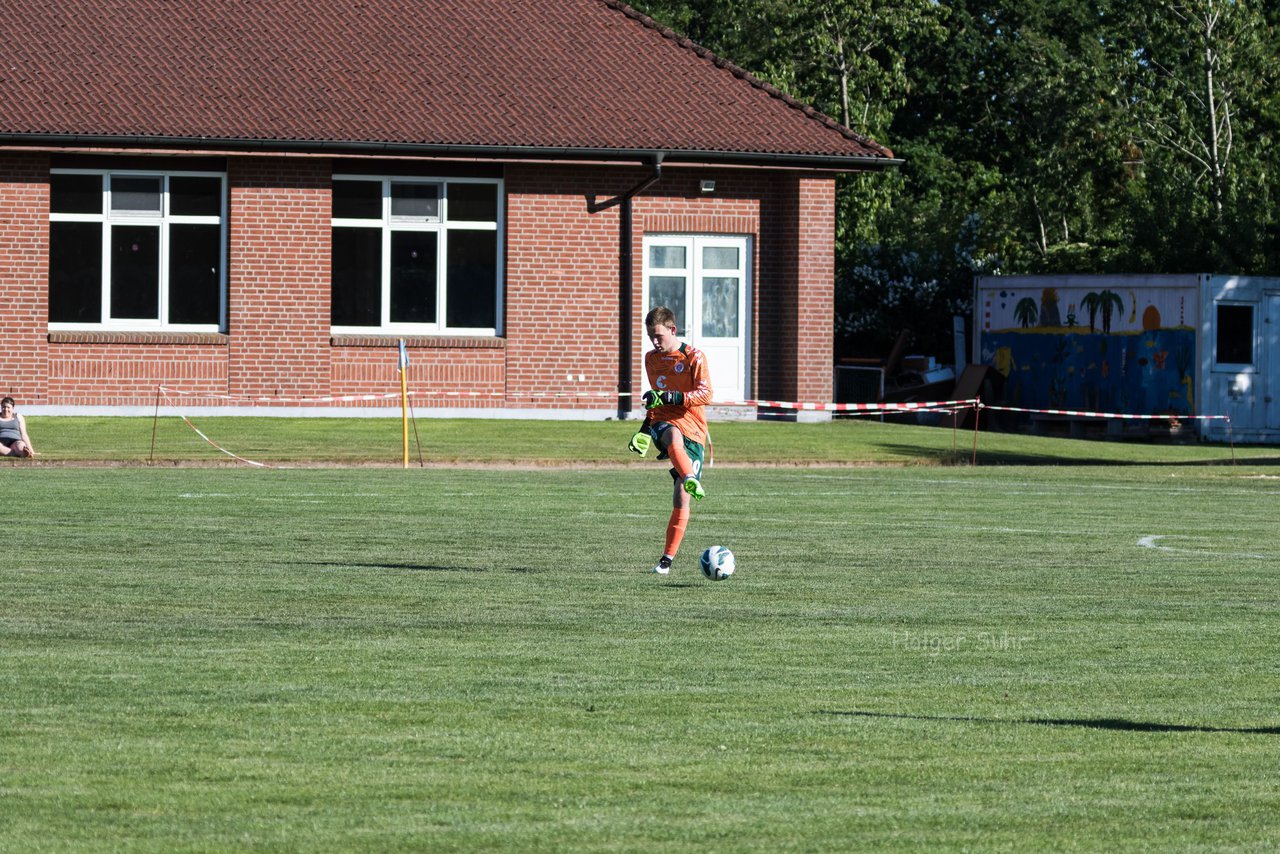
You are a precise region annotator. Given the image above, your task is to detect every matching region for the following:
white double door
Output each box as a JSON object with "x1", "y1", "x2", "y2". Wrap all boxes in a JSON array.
[{"x1": 642, "y1": 235, "x2": 751, "y2": 402}]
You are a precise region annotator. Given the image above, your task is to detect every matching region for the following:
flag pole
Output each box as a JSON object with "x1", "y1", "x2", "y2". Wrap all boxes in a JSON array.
[{"x1": 399, "y1": 339, "x2": 410, "y2": 468}]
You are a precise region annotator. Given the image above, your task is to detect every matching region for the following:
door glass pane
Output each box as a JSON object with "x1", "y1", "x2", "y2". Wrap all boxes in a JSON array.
[
  {"x1": 390, "y1": 183, "x2": 439, "y2": 219},
  {"x1": 446, "y1": 230, "x2": 496, "y2": 328},
  {"x1": 110, "y1": 225, "x2": 160, "y2": 318},
  {"x1": 703, "y1": 246, "x2": 739, "y2": 270},
  {"x1": 110, "y1": 177, "x2": 162, "y2": 213},
  {"x1": 648, "y1": 276, "x2": 686, "y2": 335},
  {"x1": 168, "y1": 224, "x2": 221, "y2": 324},
  {"x1": 51, "y1": 173, "x2": 103, "y2": 214},
  {"x1": 331, "y1": 227, "x2": 382, "y2": 326},
  {"x1": 391, "y1": 231, "x2": 438, "y2": 324},
  {"x1": 49, "y1": 221, "x2": 103, "y2": 322},
  {"x1": 169, "y1": 177, "x2": 222, "y2": 217},
  {"x1": 702, "y1": 276, "x2": 739, "y2": 337},
  {"x1": 649, "y1": 245, "x2": 685, "y2": 269}
]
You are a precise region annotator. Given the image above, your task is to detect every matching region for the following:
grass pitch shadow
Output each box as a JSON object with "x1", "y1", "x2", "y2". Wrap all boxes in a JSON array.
[
  {"x1": 819, "y1": 709, "x2": 1280, "y2": 735},
  {"x1": 301, "y1": 561, "x2": 543, "y2": 574},
  {"x1": 873, "y1": 442, "x2": 1256, "y2": 467}
]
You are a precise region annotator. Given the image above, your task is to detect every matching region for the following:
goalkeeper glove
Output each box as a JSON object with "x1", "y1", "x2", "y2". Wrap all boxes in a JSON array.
[
  {"x1": 642, "y1": 389, "x2": 684, "y2": 410},
  {"x1": 627, "y1": 431, "x2": 652, "y2": 457}
]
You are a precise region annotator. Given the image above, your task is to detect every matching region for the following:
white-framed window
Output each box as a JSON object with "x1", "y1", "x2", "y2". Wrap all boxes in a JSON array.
[
  {"x1": 330, "y1": 176, "x2": 503, "y2": 335},
  {"x1": 48, "y1": 169, "x2": 226, "y2": 331}
]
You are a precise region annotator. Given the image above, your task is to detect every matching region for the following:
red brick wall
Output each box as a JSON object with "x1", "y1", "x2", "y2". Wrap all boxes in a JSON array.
[
  {"x1": 635, "y1": 170, "x2": 763, "y2": 404},
  {"x1": 2, "y1": 153, "x2": 838, "y2": 411},
  {"x1": 0, "y1": 153, "x2": 50, "y2": 402},
  {"x1": 48, "y1": 337, "x2": 228, "y2": 405},
  {"x1": 227, "y1": 158, "x2": 331, "y2": 401},
  {"x1": 756, "y1": 175, "x2": 792, "y2": 401},
  {"x1": 331, "y1": 337, "x2": 506, "y2": 409},
  {"x1": 504, "y1": 165, "x2": 632, "y2": 409},
  {"x1": 756, "y1": 172, "x2": 835, "y2": 404},
  {"x1": 795, "y1": 177, "x2": 835, "y2": 403}
]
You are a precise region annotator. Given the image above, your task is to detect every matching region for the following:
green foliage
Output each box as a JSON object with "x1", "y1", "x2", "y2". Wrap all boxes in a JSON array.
[
  {"x1": 3, "y1": 465, "x2": 1279, "y2": 850},
  {"x1": 1114, "y1": 0, "x2": 1279, "y2": 273},
  {"x1": 632, "y1": 0, "x2": 1280, "y2": 362}
]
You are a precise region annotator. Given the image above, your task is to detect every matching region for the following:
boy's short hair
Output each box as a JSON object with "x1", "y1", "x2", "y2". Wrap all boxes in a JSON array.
[
  {"x1": 645, "y1": 305, "x2": 677, "y2": 330},
  {"x1": 0, "y1": 397, "x2": 13, "y2": 408}
]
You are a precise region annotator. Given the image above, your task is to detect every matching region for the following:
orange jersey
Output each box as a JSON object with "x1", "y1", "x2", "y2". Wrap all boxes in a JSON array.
[{"x1": 644, "y1": 343, "x2": 713, "y2": 445}]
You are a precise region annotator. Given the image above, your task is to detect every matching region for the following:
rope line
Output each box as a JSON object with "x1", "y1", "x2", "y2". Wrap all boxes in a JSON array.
[{"x1": 154, "y1": 385, "x2": 1233, "y2": 468}]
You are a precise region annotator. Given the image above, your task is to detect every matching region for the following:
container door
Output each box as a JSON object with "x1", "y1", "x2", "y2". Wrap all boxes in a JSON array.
[{"x1": 1266, "y1": 294, "x2": 1280, "y2": 429}]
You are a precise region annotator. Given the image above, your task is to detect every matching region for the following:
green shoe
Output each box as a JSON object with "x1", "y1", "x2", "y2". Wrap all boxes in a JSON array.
[{"x1": 683, "y1": 475, "x2": 705, "y2": 501}]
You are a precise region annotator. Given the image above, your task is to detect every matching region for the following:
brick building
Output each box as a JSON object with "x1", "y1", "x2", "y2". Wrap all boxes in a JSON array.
[{"x1": 0, "y1": 0, "x2": 897, "y2": 418}]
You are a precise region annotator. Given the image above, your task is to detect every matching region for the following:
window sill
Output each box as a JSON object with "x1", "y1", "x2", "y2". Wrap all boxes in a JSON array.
[
  {"x1": 48, "y1": 331, "x2": 229, "y2": 346},
  {"x1": 330, "y1": 334, "x2": 505, "y2": 350}
]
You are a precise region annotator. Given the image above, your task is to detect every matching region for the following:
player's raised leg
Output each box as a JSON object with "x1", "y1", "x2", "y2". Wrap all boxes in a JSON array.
[{"x1": 659, "y1": 424, "x2": 704, "y2": 501}]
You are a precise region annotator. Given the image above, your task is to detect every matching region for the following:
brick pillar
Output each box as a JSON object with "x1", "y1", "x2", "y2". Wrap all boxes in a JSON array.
[
  {"x1": 794, "y1": 176, "x2": 835, "y2": 413},
  {"x1": 227, "y1": 158, "x2": 330, "y2": 400},
  {"x1": 0, "y1": 153, "x2": 50, "y2": 402},
  {"x1": 757, "y1": 177, "x2": 794, "y2": 403},
  {"x1": 758, "y1": 173, "x2": 835, "y2": 417}
]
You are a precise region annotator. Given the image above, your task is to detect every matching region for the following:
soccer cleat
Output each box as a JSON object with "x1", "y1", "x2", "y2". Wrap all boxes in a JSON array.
[
  {"x1": 650, "y1": 556, "x2": 673, "y2": 575},
  {"x1": 683, "y1": 475, "x2": 705, "y2": 501}
]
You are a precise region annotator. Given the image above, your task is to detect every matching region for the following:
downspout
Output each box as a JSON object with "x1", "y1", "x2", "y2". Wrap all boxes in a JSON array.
[{"x1": 588, "y1": 153, "x2": 665, "y2": 420}]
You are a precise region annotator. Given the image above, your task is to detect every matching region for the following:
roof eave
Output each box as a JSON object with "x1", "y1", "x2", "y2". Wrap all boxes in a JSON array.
[{"x1": 0, "y1": 133, "x2": 902, "y2": 171}]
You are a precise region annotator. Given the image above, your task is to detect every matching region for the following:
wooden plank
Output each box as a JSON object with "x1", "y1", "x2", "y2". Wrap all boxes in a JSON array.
[{"x1": 938, "y1": 364, "x2": 991, "y2": 428}]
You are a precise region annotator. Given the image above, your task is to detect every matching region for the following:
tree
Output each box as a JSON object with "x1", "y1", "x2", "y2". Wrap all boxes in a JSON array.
[
  {"x1": 630, "y1": 0, "x2": 1280, "y2": 364},
  {"x1": 1117, "y1": 0, "x2": 1277, "y2": 271},
  {"x1": 771, "y1": 0, "x2": 948, "y2": 138}
]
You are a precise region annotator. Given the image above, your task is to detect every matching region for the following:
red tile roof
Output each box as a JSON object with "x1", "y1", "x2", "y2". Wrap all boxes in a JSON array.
[{"x1": 0, "y1": 0, "x2": 894, "y2": 167}]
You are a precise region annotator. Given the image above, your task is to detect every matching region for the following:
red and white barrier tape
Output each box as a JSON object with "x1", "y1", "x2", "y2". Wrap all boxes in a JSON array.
[
  {"x1": 158, "y1": 387, "x2": 979, "y2": 410},
  {"x1": 978, "y1": 403, "x2": 1228, "y2": 422},
  {"x1": 158, "y1": 385, "x2": 626, "y2": 403},
  {"x1": 180, "y1": 415, "x2": 274, "y2": 468},
  {"x1": 160, "y1": 386, "x2": 403, "y2": 404},
  {"x1": 157, "y1": 386, "x2": 1224, "y2": 425},
  {"x1": 718, "y1": 398, "x2": 978, "y2": 413}
]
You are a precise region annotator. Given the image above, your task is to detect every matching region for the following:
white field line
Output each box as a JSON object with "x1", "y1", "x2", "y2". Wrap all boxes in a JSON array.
[{"x1": 1137, "y1": 535, "x2": 1272, "y2": 560}]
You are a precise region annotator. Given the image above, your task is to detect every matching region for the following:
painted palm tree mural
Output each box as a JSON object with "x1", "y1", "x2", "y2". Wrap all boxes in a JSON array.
[
  {"x1": 978, "y1": 277, "x2": 1200, "y2": 420},
  {"x1": 1081, "y1": 292, "x2": 1101, "y2": 333},
  {"x1": 1014, "y1": 297, "x2": 1038, "y2": 328},
  {"x1": 1098, "y1": 290, "x2": 1124, "y2": 333}
]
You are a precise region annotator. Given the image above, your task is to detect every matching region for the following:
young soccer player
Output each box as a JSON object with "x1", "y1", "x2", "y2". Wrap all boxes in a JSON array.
[{"x1": 627, "y1": 306, "x2": 713, "y2": 575}]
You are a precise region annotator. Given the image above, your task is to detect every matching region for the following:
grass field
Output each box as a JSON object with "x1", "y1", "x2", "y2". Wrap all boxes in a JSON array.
[
  {"x1": 3, "y1": 422, "x2": 1279, "y2": 850},
  {"x1": 23, "y1": 413, "x2": 1280, "y2": 466}
]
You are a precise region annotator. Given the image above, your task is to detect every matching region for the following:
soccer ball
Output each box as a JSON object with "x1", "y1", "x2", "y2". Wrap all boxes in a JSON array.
[{"x1": 700, "y1": 545, "x2": 735, "y2": 580}]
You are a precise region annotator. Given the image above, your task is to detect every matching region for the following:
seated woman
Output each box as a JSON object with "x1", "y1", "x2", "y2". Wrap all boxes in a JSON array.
[{"x1": 0, "y1": 397, "x2": 36, "y2": 458}]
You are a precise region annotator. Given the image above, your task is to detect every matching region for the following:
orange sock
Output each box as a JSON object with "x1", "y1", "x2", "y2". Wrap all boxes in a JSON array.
[
  {"x1": 666, "y1": 439, "x2": 694, "y2": 480},
  {"x1": 664, "y1": 507, "x2": 690, "y2": 559}
]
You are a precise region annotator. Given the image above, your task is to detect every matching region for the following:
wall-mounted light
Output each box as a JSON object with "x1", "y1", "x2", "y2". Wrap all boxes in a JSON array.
[{"x1": 700, "y1": 179, "x2": 716, "y2": 194}]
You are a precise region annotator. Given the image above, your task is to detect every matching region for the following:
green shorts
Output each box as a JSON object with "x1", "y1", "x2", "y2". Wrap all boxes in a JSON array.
[{"x1": 649, "y1": 421, "x2": 705, "y2": 481}]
